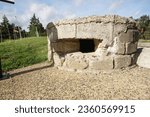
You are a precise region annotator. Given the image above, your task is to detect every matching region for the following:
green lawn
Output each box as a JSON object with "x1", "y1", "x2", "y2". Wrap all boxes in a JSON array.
[
  {"x1": 139, "y1": 39, "x2": 150, "y2": 43},
  {"x1": 0, "y1": 37, "x2": 48, "y2": 71}
]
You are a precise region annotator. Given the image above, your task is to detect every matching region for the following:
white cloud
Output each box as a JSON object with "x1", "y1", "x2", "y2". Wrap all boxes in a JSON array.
[
  {"x1": 0, "y1": 2, "x2": 60, "y2": 31},
  {"x1": 109, "y1": 0, "x2": 124, "y2": 10},
  {"x1": 0, "y1": 8, "x2": 16, "y2": 23},
  {"x1": 73, "y1": 0, "x2": 85, "y2": 6},
  {"x1": 9, "y1": 2, "x2": 58, "y2": 31},
  {"x1": 17, "y1": 2, "x2": 76, "y2": 31},
  {"x1": 30, "y1": 3, "x2": 56, "y2": 20}
]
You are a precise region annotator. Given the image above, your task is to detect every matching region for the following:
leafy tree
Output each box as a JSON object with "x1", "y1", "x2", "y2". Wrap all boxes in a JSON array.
[
  {"x1": 28, "y1": 14, "x2": 45, "y2": 37},
  {"x1": 138, "y1": 15, "x2": 149, "y2": 28},
  {"x1": 137, "y1": 15, "x2": 149, "y2": 33},
  {"x1": 0, "y1": 15, "x2": 25, "y2": 41},
  {"x1": 1, "y1": 15, "x2": 11, "y2": 40},
  {"x1": 0, "y1": 24, "x2": 3, "y2": 42},
  {"x1": 137, "y1": 15, "x2": 150, "y2": 39}
]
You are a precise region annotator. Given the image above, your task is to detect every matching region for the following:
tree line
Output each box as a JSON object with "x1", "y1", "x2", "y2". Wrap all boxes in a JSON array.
[
  {"x1": 0, "y1": 14, "x2": 150, "y2": 42},
  {"x1": 136, "y1": 15, "x2": 150, "y2": 40},
  {"x1": 0, "y1": 14, "x2": 46, "y2": 42}
]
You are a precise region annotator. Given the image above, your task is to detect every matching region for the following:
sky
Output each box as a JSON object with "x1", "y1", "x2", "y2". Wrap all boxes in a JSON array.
[{"x1": 0, "y1": 0, "x2": 150, "y2": 31}]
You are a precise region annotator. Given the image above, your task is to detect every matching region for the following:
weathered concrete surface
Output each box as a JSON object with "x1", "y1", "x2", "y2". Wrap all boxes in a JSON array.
[
  {"x1": 114, "y1": 55, "x2": 131, "y2": 69},
  {"x1": 53, "y1": 40, "x2": 80, "y2": 53},
  {"x1": 47, "y1": 15, "x2": 136, "y2": 41},
  {"x1": 57, "y1": 24, "x2": 76, "y2": 39},
  {"x1": 64, "y1": 52, "x2": 88, "y2": 70},
  {"x1": 126, "y1": 42, "x2": 138, "y2": 54},
  {"x1": 89, "y1": 57, "x2": 114, "y2": 70},
  {"x1": 108, "y1": 37, "x2": 125, "y2": 55},
  {"x1": 47, "y1": 15, "x2": 139, "y2": 71},
  {"x1": 119, "y1": 30, "x2": 139, "y2": 43},
  {"x1": 137, "y1": 48, "x2": 150, "y2": 68}
]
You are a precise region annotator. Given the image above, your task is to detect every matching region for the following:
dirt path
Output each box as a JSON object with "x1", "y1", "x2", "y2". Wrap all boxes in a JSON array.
[{"x1": 0, "y1": 62, "x2": 150, "y2": 100}]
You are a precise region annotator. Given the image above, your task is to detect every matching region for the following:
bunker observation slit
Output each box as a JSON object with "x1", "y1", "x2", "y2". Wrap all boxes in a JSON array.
[{"x1": 79, "y1": 39, "x2": 95, "y2": 53}]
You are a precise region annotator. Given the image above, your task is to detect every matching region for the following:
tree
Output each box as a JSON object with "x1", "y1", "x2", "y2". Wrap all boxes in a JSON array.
[
  {"x1": 0, "y1": 15, "x2": 25, "y2": 41},
  {"x1": 28, "y1": 14, "x2": 45, "y2": 37},
  {"x1": 137, "y1": 15, "x2": 150, "y2": 39},
  {"x1": 137, "y1": 15, "x2": 149, "y2": 33},
  {"x1": 0, "y1": 25, "x2": 3, "y2": 42},
  {"x1": 1, "y1": 15, "x2": 11, "y2": 40},
  {"x1": 138, "y1": 15, "x2": 149, "y2": 28}
]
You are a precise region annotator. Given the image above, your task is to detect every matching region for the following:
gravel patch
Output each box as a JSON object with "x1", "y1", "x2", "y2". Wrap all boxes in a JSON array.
[{"x1": 0, "y1": 62, "x2": 150, "y2": 100}]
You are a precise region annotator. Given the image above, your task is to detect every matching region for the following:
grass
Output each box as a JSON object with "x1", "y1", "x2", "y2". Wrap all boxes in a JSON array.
[
  {"x1": 139, "y1": 39, "x2": 150, "y2": 43},
  {"x1": 0, "y1": 37, "x2": 48, "y2": 71}
]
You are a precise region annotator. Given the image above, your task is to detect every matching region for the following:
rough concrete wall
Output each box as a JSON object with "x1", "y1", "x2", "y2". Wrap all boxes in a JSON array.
[
  {"x1": 53, "y1": 40, "x2": 80, "y2": 53},
  {"x1": 47, "y1": 15, "x2": 139, "y2": 70}
]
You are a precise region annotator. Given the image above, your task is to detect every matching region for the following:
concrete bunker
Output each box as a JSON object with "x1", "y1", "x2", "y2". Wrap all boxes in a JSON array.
[{"x1": 47, "y1": 15, "x2": 139, "y2": 71}]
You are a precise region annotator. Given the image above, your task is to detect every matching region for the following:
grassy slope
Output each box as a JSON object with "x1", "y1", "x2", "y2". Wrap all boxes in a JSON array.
[{"x1": 0, "y1": 37, "x2": 47, "y2": 71}]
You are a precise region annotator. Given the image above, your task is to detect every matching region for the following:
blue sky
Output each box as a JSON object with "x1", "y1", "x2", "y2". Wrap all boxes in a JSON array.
[{"x1": 0, "y1": 0, "x2": 150, "y2": 31}]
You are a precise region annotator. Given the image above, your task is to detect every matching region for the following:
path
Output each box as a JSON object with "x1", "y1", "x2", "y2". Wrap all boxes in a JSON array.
[{"x1": 0, "y1": 62, "x2": 150, "y2": 100}]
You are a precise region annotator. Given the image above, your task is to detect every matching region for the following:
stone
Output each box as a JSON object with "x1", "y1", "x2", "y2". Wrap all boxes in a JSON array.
[
  {"x1": 115, "y1": 43, "x2": 125, "y2": 54},
  {"x1": 119, "y1": 30, "x2": 139, "y2": 43},
  {"x1": 126, "y1": 42, "x2": 137, "y2": 54},
  {"x1": 114, "y1": 55, "x2": 131, "y2": 69},
  {"x1": 47, "y1": 37, "x2": 54, "y2": 62},
  {"x1": 133, "y1": 30, "x2": 139, "y2": 42},
  {"x1": 65, "y1": 58, "x2": 88, "y2": 70},
  {"x1": 94, "y1": 40, "x2": 102, "y2": 50},
  {"x1": 90, "y1": 57, "x2": 113, "y2": 70},
  {"x1": 119, "y1": 30, "x2": 134, "y2": 43},
  {"x1": 114, "y1": 24, "x2": 127, "y2": 36},
  {"x1": 131, "y1": 53, "x2": 140, "y2": 65},
  {"x1": 47, "y1": 22, "x2": 58, "y2": 42},
  {"x1": 137, "y1": 48, "x2": 150, "y2": 68},
  {"x1": 56, "y1": 24, "x2": 76, "y2": 39},
  {"x1": 76, "y1": 22, "x2": 112, "y2": 40},
  {"x1": 53, "y1": 53, "x2": 62, "y2": 66},
  {"x1": 108, "y1": 37, "x2": 125, "y2": 55}
]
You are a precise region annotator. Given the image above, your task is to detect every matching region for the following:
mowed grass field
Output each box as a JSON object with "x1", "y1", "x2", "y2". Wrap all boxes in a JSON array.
[{"x1": 0, "y1": 37, "x2": 47, "y2": 71}]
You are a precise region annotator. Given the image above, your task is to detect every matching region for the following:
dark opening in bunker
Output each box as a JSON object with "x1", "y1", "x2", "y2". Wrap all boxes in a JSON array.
[{"x1": 79, "y1": 39, "x2": 95, "y2": 53}]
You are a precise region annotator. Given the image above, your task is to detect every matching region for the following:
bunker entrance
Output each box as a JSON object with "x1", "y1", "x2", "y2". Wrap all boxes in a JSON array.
[{"x1": 79, "y1": 39, "x2": 95, "y2": 53}]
